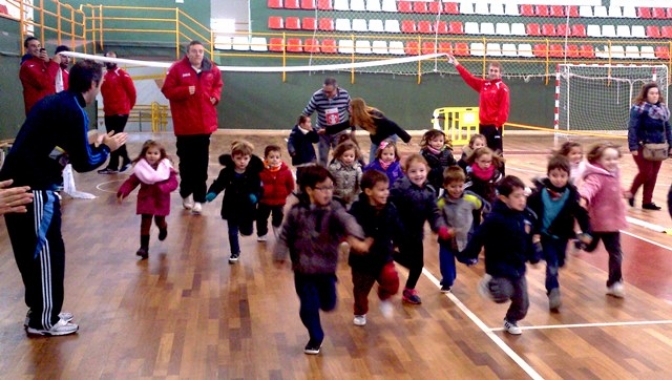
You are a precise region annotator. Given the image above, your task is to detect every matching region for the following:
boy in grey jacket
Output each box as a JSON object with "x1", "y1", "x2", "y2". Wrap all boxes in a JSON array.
[{"x1": 274, "y1": 165, "x2": 371, "y2": 355}]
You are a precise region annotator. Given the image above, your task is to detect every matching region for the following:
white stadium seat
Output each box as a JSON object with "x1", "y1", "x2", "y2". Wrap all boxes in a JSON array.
[
  {"x1": 372, "y1": 40, "x2": 388, "y2": 54},
  {"x1": 486, "y1": 43, "x2": 501, "y2": 56},
  {"x1": 352, "y1": 19, "x2": 367, "y2": 32},
  {"x1": 496, "y1": 23, "x2": 511, "y2": 35},
  {"x1": 366, "y1": 0, "x2": 381, "y2": 12},
  {"x1": 622, "y1": 6, "x2": 636, "y2": 18},
  {"x1": 460, "y1": 3, "x2": 474, "y2": 14},
  {"x1": 389, "y1": 41, "x2": 404, "y2": 55},
  {"x1": 232, "y1": 37, "x2": 249, "y2": 51},
  {"x1": 490, "y1": 3, "x2": 504, "y2": 15},
  {"x1": 334, "y1": 0, "x2": 349, "y2": 11},
  {"x1": 594, "y1": 6, "x2": 608, "y2": 17},
  {"x1": 381, "y1": 0, "x2": 396, "y2": 12},
  {"x1": 518, "y1": 43, "x2": 534, "y2": 57},
  {"x1": 502, "y1": 43, "x2": 517, "y2": 57},
  {"x1": 250, "y1": 37, "x2": 268, "y2": 52},
  {"x1": 355, "y1": 40, "x2": 372, "y2": 54},
  {"x1": 384, "y1": 19, "x2": 400, "y2": 33},
  {"x1": 368, "y1": 19, "x2": 384, "y2": 32},
  {"x1": 470, "y1": 42, "x2": 485, "y2": 56},
  {"x1": 641, "y1": 46, "x2": 655, "y2": 59},
  {"x1": 511, "y1": 23, "x2": 526, "y2": 36},
  {"x1": 608, "y1": 5, "x2": 622, "y2": 18},
  {"x1": 616, "y1": 25, "x2": 630, "y2": 38},
  {"x1": 579, "y1": 6, "x2": 593, "y2": 17},
  {"x1": 587, "y1": 24, "x2": 601, "y2": 37},
  {"x1": 214, "y1": 36, "x2": 232, "y2": 50},
  {"x1": 474, "y1": 3, "x2": 489, "y2": 15},
  {"x1": 335, "y1": 18, "x2": 351, "y2": 31},
  {"x1": 480, "y1": 22, "x2": 495, "y2": 35},
  {"x1": 610, "y1": 45, "x2": 625, "y2": 58},
  {"x1": 625, "y1": 46, "x2": 640, "y2": 59},
  {"x1": 465, "y1": 22, "x2": 479, "y2": 34},
  {"x1": 350, "y1": 0, "x2": 365, "y2": 12},
  {"x1": 505, "y1": 4, "x2": 519, "y2": 16},
  {"x1": 631, "y1": 25, "x2": 645, "y2": 38},
  {"x1": 602, "y1": 25, "x2": 616, "y2": 38},
  {"x1": 338, "y1": 39, "x2": 354, "y2": 54}
]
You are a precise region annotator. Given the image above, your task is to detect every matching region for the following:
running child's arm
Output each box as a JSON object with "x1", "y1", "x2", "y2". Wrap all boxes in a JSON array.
[
  {"x1": 206, "y1": 169, "x2": 228, "y2": 201},
  {"x1": 117, "y1": 174, "x2": 140, "y2": 202},
  {"x1": 337, "y1": 208, "x2": 371, "y2": 254},
  {"x1": 578, "y1": 175, "x2": 602, "y2": 208}
]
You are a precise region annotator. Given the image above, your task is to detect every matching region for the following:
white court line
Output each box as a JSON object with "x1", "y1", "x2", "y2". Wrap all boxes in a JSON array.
[
  {"x1": 95, "y1": 180, "x2": 124, "y2": 194},
  {"x1": 421, "y1": 268, "x2": 544, "y2": 380},
  {"x1": 620, "y1": 230, "x2": 672, "y2": 252},
  {"x1": 489, "y1": 319, "x2": 672, "y2": 332}
]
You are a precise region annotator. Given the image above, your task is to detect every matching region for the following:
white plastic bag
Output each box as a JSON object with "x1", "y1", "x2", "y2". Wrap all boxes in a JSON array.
[{"x1": 62, "y1": 164, "x2": 96, "y2": 199}]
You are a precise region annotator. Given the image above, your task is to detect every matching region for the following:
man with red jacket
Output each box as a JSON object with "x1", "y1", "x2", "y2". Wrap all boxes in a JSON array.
[
  {"x1": 98, "y1": 51, "x2": 137, "y2": 174},
  {"x1": 162, "y1": 40, "x2": 223, "y2": 214},
  {"x1": 449, "y1": 55, "x2": 510, "y2": 156},
  {"x1": 20, "y1": 36, "x2": 60, "y2": 116}
]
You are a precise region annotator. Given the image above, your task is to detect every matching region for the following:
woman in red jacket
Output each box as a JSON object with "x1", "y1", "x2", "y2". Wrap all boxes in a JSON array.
[{"x1": 257, "y1": 145, "x2": 295, "y2": 240}]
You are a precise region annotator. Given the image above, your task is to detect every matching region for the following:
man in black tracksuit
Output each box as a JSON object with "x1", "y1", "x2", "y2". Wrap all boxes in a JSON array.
[{"x1": 0, "y1": 60, "x2": 126, "y2": 336}]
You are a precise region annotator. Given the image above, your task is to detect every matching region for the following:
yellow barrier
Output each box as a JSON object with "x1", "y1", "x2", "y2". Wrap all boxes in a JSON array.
[{"x1": 431, "y1": 107, "x2": 479, "y2": 146}]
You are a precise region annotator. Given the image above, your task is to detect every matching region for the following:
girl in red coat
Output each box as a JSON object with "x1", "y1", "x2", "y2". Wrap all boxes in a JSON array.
[
  {"x1": 257, "y1": 145, "x2": 295, "y2": 240},
  {"x1": 118, "y1": 140, "x2": 178, "y2": 259}
]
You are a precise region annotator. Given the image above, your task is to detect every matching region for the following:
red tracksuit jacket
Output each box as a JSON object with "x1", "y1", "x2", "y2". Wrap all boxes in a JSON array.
[
  {"x1": 20, "y1": 56, "x2": 59, "y2": 115},
  {"x1": 456, "y1": 64, "x2": 510, "y2": 128},
  {"x1": 101, "y1": 67, "x2": 137, "y2": 116}
]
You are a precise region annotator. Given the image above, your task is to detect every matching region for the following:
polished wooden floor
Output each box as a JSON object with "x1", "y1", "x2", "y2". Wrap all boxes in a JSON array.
[{"x1": 1, "y1": 131, "x2": 672, "y2": 379}]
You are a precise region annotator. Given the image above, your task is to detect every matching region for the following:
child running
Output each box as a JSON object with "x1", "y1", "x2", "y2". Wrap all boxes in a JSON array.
[
  {"x1": 465, "y1": 147, "x2": 504, "y2": 204},
  {"x1": 206, "y1": 140, "x2": 264, "y2": 263},
  {"x1": 257, "y1": 145, "x2": 294, "y2": 241},
  {"x1": 328, "y1": 141, "x2": 363, "y2": 207},
  {"x1": 348, "y1": 170, "x2": 403, "y2": 326},
  {"x1": 457, "y1": 134, "x2": 486, "y2": 173},
  {"x1": 273, "y1": 165, "x2": 371, "y2": 355},
  {"x1": 420, "y1": 129, "x2": 457, "y2": 196},
  {"x1": 117, "y1": 140, "x2": 178, "y2": 259},
  {"x1": 556, "y1": 141, "x2": 586, "y2": 185},
  {"x1": 460, "y1": 176, "x2": 542, "y2": 335},
  {"x1": 363, "y1": 139, "x2": 404, "y2": 185},
  {"x1": 390, "y1": 153, "x2": 446, "y2": 305},
  {"x1": 527, "y1": 155, "x2": 591, "y2": 310},
  {"x1": 287, "y1": 115, "x2": 319, "y2": 180},
  {"x1": 578, "y1": 143, "x2": 628, "y2": 298}
]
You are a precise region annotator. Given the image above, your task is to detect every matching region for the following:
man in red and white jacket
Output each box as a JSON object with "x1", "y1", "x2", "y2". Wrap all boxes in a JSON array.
[
  {"x1": 161, "y1": 40, "x2": 223, "y2": 214},
  {"x1": 19, "y1": 36, "x2": 60, "y2": 116},
  {"x1": 449, "y1": 55, "x2": 510, "y2": 156},
  {"x1": 98, "y1": 51, "x2": 137, "y2": 174}
]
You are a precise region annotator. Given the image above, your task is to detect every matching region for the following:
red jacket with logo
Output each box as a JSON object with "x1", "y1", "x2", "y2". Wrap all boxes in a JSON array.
[
  {"x1": 456, "y1": 64, "x2": 510, "y2": 128},
  {"x1": 259, "y1": 162, "x2": 294, "y2": 206},
  {"x1": 101, "y1": 67, "x2": 137, "y2": 116},
  {"x1": 161, "y1": 56, "x2": 223, "y2": 136},
  {"x1": 20, "y1": 56, "x2": 59, "y2": 115}
]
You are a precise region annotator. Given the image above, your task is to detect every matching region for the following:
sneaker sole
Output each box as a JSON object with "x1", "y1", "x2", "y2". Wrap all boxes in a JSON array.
[
  {"x1": 402, "y1": 298, "x2": 421, "y2": 305},
  {"x1": 304, "y1": 349, "x2": 320, "y2": 355},
  {"x1": 26, "y1": 325, "x2": 79, "y2": 336}
]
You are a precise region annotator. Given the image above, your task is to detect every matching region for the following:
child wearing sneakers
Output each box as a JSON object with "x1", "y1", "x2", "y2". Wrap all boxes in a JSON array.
[
  {"x1": 460, "y1": 176, "x2": 542, "y2": 335},
  {"x1": 256, "y1": 145, "x2": 294, "y2": 241},
  {"x1": 390, "y1": 153, "x2": 447, "y2": 305},
  {"x1": 117, "y1": 140, "x2": 178, "y2": 259},
  {"x1": 273, "y1": 165, "x2": 371, "y2": 355},
  {"x1": 348, "y1": 170, "x2": 403, "y2": 326},
  {"x1": 436, "y1": 166, "x2": 486, "y2": 293},
  {"x1": 527, "y1": 155, "x2": 591, "y2": 311},
  {"x1": 206, "y1": 140, "x2": 264, "y2": 263}
]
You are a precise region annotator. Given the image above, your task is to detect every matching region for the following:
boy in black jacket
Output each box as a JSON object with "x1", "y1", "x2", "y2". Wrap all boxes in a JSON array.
[
  {"x1": 348, "y1": 170, "x2": 403, "y2": 326},
  {"x1": 287, "y1": 115, "x2": 319, "y2": 182},
  {"x1": 527, "y1": 155, "x2": 592, "y2": 311},
  {"x1": 206, "y1": 140, "x2": 264, "y2": 263},
  {"x1": 460, "y1": 175, "x2": 542, "y2": 335}
]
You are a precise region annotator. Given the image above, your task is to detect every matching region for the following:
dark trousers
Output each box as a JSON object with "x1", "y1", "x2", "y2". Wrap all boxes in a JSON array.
[
  {"x1": 294, "y1": 273, "x2": 338, "y2": 344},
  {"x1": 176, "y1": 134, "x2": 211, "y2": 203},
  {"x1": 479, "y1": 124, "x2": 505, "y2": 175},
  {"x1": 5, "y1": 191, "x2": 65, "y2": 330},
  {"x1": 584, "y1": 232, "x2": 623, "y2": 287},
  {"x1": 439, "y1": 244, "x2": 457, "y2": 288},
  {"x1": 104, "y1": 115, "x2": 131, "y2": 170},
  {"x1": 256, "y1": 203, "x2": 284, "y2": 237},
  {"x1": 542, "y1": 236, "x2": 568, "y2": 293},
  {"x1": 141, "y1": 214, "x2": 167, "y2": 235},
  {"x1": 352, "y1": 262, "x2": 399, "y2": 316},
  {"x1": 227, "y1": 219, "x2": 253, "y2": 255},
  {"x1": 318, "y1": 127, "x2": 348, "y2": 166},
  {"x1": 488, "y1": 276, "x2": 529, "y2": 323},
  {"x1": 630, "y1": 149, "x2": 663, "y2": 205},
  {"x1": 394, "y1": 237, "x2": 424, "y2": 289}
]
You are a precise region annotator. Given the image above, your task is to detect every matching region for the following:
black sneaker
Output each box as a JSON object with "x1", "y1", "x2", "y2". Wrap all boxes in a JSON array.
[
  {"x1": 228, "y1": 252, "x2": 240, "y2": 264},
  {"x1": 304, "y1": 340, "x2": 322, "y2": 355},
  {"x1": 627, "y1": 197, "x2": 635, "y2": 207},
  {"x1": 642, "y1": 203, "x2": 662, "y2": 211},
  {"x1": 98, "y1": 168, "x2": 117, "y2": 174},
  {"x1": 440, "y1": 284, "x2": 451, "y2": 293},
  {"x1": 136, "y1": 247, "x2": 148, "y2": 259},
  {"x1": 119, "y1": 162, "x2": 132, "y2": 172},
  {"x1": 158, "y1": 228, "x2": 168, "y2": 241}
]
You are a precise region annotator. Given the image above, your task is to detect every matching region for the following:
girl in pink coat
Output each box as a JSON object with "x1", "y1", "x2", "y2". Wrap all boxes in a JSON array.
[
  {"x1": 118, "y1": 140, "x2": 178, "y2": 259},
  {"x1": 578, "y1": 143, "x2": 628, "y2": 298}
]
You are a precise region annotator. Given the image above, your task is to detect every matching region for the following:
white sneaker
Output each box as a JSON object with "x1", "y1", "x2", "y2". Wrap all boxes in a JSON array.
[
  {"x1": 182, "y1": 196, "x2": 194, "y2": 210},
  {"x1": 379, "y1": 300, "x2": 393, "y2": 319},
  {"x1": 191, "y1": 202, "x2": 202, "y2": 214},
  {"x1": 503, "y1": 319, "x2": 522, "y2": 335},
  {"x1": 257, "y1": 235, "x2": 267, "y2": 242},
  {"x1": 26, "y1": 318, "x2": 79, "y2": 336},
  {"x1": 353, "y1": 315, "x2": 367, "y2": 326},
  {"x1": 606, "y1": 281, "x2": 625, "y2": 298},
  {"x1": 24, "y1": 311, "x2": 74, "y2": 327}
]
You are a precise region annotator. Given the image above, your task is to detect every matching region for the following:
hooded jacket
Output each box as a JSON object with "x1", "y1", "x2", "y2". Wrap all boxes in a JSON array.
[
  {"x1": 578, "y1": 162, "x2": 627, "y2": 232},
  {"x1": 207, "y1": 154, "x2": 263, "y2": 221},
  {"x1": 389, "y1": 176, "x2": 445, "y2": 240}
]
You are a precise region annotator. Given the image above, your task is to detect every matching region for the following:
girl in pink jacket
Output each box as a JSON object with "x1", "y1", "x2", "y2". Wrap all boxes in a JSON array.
[
  {"x1": 118, "y1": 140, "x2": 178, "y2": 259},
  {"x1": 578, "y1": 143, "x2": 628, "y2": 298}
]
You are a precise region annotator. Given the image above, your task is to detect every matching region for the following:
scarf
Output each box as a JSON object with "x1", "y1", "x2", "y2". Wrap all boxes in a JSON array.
[
  {"x1": 378, "y1": 159, "x2": 392, "y2": 171},
  {"x1": 265, "y1": 160, "x2": 281, "y2": 172},
  {"x1": 637, "y1": 102, "x2": 671, "y2": 122},
  {"x1": 470, "y1": 163, "x2": 495, "y2": 181},
  {"x1": 133, "y1": 158, "x2": 172, "y2": 184},
  {"x1": 427, "y1": 145, "x2": 441, "y2": 155},
  {"x1": 544, "y1": 183, "x2": 568, "y2": 200}
]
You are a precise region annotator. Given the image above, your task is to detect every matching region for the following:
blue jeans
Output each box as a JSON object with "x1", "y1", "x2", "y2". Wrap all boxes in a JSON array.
[
  {"x1": 294, "y1": 273, "x2": 338, "y2": 344},
  {"x1": 227, "y1": 219, "x2": 254, "y2": 255},
  {"x1": 542, "y1": 235, "x2": 568, "y2": 293},
  {"x1": 439, "y1": 244, "x2": 457, "y2": 288}
]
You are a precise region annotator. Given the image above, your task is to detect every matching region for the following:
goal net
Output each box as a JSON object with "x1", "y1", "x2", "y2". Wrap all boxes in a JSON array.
[{"x1": 556, "y1": 64, "x2": 669, "y2": 133}]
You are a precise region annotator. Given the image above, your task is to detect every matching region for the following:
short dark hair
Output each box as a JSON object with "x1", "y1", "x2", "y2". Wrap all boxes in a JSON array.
[
  {"x1": 497, "y1": 175, "x2": 526, "y2": 197},
  {"x1": 361, "y1": 169, "x2": 388, "y2": 190},
  {"x1": 297, "y1": 114, "x2": 310, "y2": 125},
  {"x1": 188, "y1": 40, "x2": 204, "y2": 52},
  {"x1": 547, "y1": 155, "x2": 570, "y2": 175},
  {"x1": 24, "y1": 36, "x2": 38, "y2": 48},
  {"x1": 323, "y1": 77, "x2": 337, "y2": 86},
  {"x1": 300, "y1": 165, "x2": 335, "y2": 193},
  {"x1": 68, "y1": 60, "x2": 104, "y2": 93},
  {"x1": 264, "y1": 144, "x2": 282, "y2": 157},
  {"x1": 54, "y1": 45, "x2": 70, "y2": 55}
]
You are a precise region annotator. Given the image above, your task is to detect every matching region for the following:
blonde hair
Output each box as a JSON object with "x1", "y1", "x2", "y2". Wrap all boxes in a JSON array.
[
  {"x1": 466, "y1": 147, "x2": 505, "y2": 167},
  {"x1": 231, "y1": 140, "x2": 254, "y2": 156},
  {"x1": 332, "y1": 141, "x2": 361, "y2": 161},
  {"x1": 403, "y1": 153, "x2": 428, "y2": 172},
  {"x1": 349, "y1": 98, "x2": 382, "y2": 134}
]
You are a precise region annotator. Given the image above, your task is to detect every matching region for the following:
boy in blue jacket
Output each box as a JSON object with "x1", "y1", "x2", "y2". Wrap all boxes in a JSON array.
[{"x1": 460, "y1": 175, "x2": 542, "y2": 335}]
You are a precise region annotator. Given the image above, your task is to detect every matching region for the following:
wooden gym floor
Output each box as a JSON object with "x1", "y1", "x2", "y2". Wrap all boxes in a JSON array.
[{"x1": 1, "y1": 131, "x2": 671, "y2": 379}]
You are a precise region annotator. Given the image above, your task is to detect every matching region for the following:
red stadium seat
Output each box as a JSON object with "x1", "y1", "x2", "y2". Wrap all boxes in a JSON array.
[
  {"x1": 647, "y1": 25, "x2": 661, "y2": 38},
  {"x1": 580, "y1": 45, "x2": 594, "y2": 58},
  {"x1": 401, "y1": 20, "x2": 416, "y2": 33},
  {"x1": 526, "y1": 23, "x2": 541, "y2": 36},
  {"x1": 533, "y1": 44, "x2": 547, "y2": 57},
  {"x1": 566, "y1": 44, "x2": 579, "y2": 58},
  {"x1": 438, "y1": 42, "x2": 452, "y2": 54},
  {"x1": 549, "y1": 44, "x2": 563, "y2": 58},
  {"x1": 655, "y1": 46, "x2": 670, "y2": 59},
  {"x1": 269, "y1": 38, "x2": 284, "y2": 52},
  {"x1": 301, "y1": 0, "x2": 315, "y2": 9},
  {"x1": 302, "y1": 17, "x2": 317, "y2": 30},
  {"x1": 637, "y1": 7, "x2": 652, "y2": 18},
  {"x1": 418, "y1": 21, "x2": 433, "y2": 34},
  {"x1": 542, "y1": 24, "x2": 556, "y2": 36},
  {"x1": 662, "y1": 26, "x2": 672, "y2": 38},
  {"x1": 321, "y1": 39, "x2": 337, "y2": 54},
  {"x1": 550, "y1": 6, "x2": 564, "y2": 17},
  {"x1": 448, "y1": 21, "x2": 463, "y2": 34},
  {"x1": 571, "y1": 24, "x2": 586, "y2": 37},
  {"x1": 520, "y1": 5, "x2": 534, "y2": 16},
  {"x1": 454, "y1": 42, "x2": 469, "y2": 56},
  {"x1": 652, "y1": 8, "x2": 666, "y2": 19},
  {"x1": 413, "y1": 2, "x2": 428, "y2": 13},
  {"x1": 444, "y1": 2, "x2": 459, "y2": 14},
  {"x1": 536, "y1": 5, "x2": 549, "y2": 17},
  {"x1": 436, "y1": 21, "x2": 448, "y2": 34},
  {"x1": 268, "y1": 16, "x2": 283, "y2": 29},
  {"x1": 428, "y1": 2, "x2": 441, "y2": 14},
  {"x1": 285, "y1": 17, "x2": 301, "y2": 30},
  {"x1": 305, "y1": 38, "x2": 320, "y2": 53},
  {"x1": 284, "y1": 0, "x2": 300, "y2": 9},
  {"x1": 405, "y1": 41, "x2": 420, "y2": 55},
  {"x1": 556, "y1": 24, "x2": 568, "y2": 36},
  {"x1": 421, "y1": 42, "x2": 436, "y2": 55},
  {"x1": 398, "y1": 1, "x2": 412, "y2": 13},
  {"x1": 567, "y1": 6, "x2": 579, "y2": 17},
  {"x1": 318, "y1": 18, "x2": 334, "y2": 31},
  {"x1": 268, "y1": 0, "x2": 283, "y2": 9},
  {"x1": 317, "y1": 0, "x2": 332, "y2": 10},
  {"x1": 286, "y1": 38, "x2": 302, "y2": 53},
  {"x1": 667, "y1": 8, "x2": 672, "y2": 18}
]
